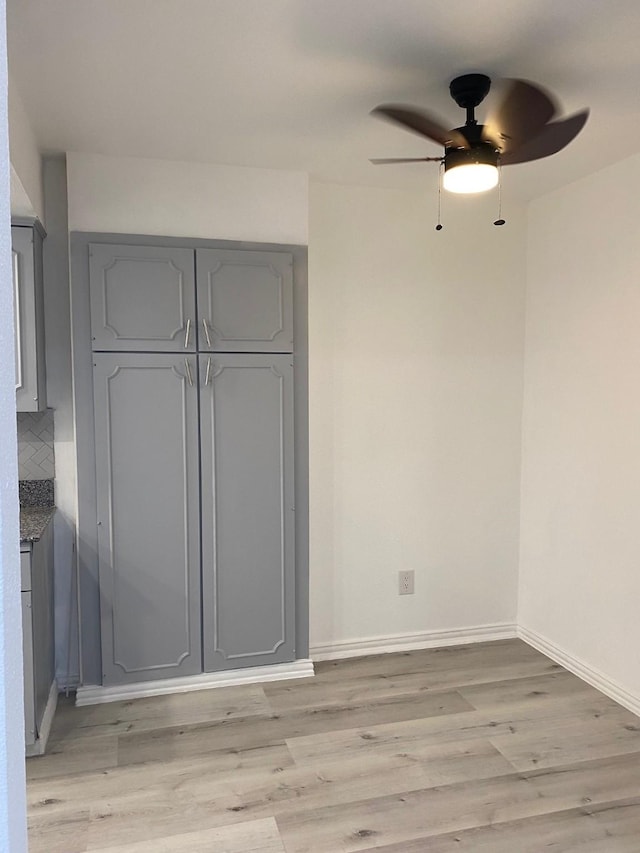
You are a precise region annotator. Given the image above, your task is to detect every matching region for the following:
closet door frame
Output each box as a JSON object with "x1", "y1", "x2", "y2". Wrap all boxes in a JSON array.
[{"x1": 71, "y1": 231, "x2": 309, "y2": 687}]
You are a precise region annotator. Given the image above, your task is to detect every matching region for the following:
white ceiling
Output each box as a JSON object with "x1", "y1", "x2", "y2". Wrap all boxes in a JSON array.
[{"x1": 7, "y1": 0, "x2": 640, "y2": 201}]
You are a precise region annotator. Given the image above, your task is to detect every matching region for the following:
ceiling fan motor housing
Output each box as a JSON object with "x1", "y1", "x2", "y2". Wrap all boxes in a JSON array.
[
  {"x1": 444, "y1": 141, "x2": 498, "y2": 172},
  {"x1": 443, "y1": 140, "x2": 499, "y2": 193}
]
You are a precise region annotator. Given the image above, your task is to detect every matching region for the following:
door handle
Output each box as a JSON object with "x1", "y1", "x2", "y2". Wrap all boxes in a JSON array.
[
  {"x1": 184, "y1": 318, "x2": 192, "y2": 348},
  {"x1": 184, "y1": 358, "x2": 194, "y2": 387},
  {"x1": 202, "y1": 318, "x2": 212, "y2": 349},
  {"x1": 204, "y1": 357, "x2": 212, "y2": 386}
]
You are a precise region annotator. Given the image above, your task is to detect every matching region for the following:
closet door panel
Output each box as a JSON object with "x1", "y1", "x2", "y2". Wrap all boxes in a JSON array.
[
  {"x1": 200, "y1": 354, "x2": 295, "y2": 670},
  {"x1": 196, "y1": 248, "x2": 293, "y2": 352},
  {"x1": 93, "y1": 352, "x2": 201, "y2": 684},
  {"x1": 89, "y1": 244, "x2": 196, "y2": 351}
]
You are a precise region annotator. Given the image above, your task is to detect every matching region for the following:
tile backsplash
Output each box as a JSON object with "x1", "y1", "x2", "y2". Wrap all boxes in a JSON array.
[{"x1": 17, "y1": 410, "x2": 55, "y2": 480}]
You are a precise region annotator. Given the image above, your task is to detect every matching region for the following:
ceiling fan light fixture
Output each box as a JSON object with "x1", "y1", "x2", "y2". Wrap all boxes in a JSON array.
[{"x1": 442, "y1": 144, "x2": 499, "y2": 194}]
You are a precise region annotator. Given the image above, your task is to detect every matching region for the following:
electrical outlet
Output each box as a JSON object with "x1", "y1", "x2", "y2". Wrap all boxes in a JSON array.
[{"x1": 398, "y1": 570, "x2": 415, "y2": 595}]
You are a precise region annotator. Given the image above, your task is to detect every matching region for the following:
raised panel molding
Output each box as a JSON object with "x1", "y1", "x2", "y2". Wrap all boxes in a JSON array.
[
  {"x1": 99, "y1": 256, "x2": 187, "y2": 342},
  {"x1": 200, "y1": 354, "x2": 295, "y2": 671},
  {"x1": 89, "y1": 244, "x2": 197, "y2": 353},
  {"x1": 106, "y1": 363, "x2": 193, "y2": 674},
  {"x1": 211, "y1": 363, "x2": 287, "y2": 661},
  {"x1": 196, "y1": 248, "x2": 294, "y2": 353},
  {"x1": 206, "y1": 261, "x2": 284, "y2": 342}
]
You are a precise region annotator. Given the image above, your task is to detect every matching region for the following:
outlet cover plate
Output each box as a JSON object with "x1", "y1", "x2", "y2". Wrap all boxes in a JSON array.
[{"x1": 399, "y1": 570, "x2": 415, "y2": 595}]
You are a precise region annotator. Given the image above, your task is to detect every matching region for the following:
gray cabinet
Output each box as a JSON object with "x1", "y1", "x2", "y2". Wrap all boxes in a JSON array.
[
  {"x1": 90, "y1": 241, "x2": 297, "y2": 687},
  {"x1": 196, "y1": 248, "x2": 293, "y2": 352},
  {"x1": 89, "y1": 244, "x2": 196, "y2": 352},
  {"x1": 14, "y1": 223, "x2": 47, "y2": 411},
  {"x1": 93, "y1": 353, "x2": 202, "y2": 685},
  {"x1": 89, "y1": 243, "x2": 293, "y2": 354},
  {"x1": 200, "y1": 354, "x2": 295, "y2": 671},
  {"x1": 21, "y1": 520, "x2": 56, "y2": 755}
]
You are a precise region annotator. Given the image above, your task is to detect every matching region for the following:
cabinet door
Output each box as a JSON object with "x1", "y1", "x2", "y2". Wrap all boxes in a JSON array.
[
  {"x1": 89, "y1": 244, "x2": 196, "y2": 351},
  {"x1": 196, "y1": 248, "x2": 293, "y2": 352},
  {"x1": 31, "y1": 522, "x2": 55, "y2": 731},
  {"x1": 93, "y1": 353, "x2": 201, "y2": 684},
  {"x1": 200, "y1": 354, "x2": 295, "y2": 671},
  {"x1": 14, "y1": 225, "x2": 47, "y2": 411},
  {"x1": 22, "y1": 591, "x2": 36, "y2": 746}
]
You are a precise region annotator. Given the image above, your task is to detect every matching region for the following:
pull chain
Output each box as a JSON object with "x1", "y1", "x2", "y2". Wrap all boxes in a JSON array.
[{"x1": 494, "y1": 162, "x2": 505, "y2": 226}]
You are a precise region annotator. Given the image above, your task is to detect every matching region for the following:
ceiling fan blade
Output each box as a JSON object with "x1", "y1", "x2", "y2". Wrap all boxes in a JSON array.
[
  {"x1": 370, "y1": 157, "x2": 442, "y2": 164},
  {"x1": 372, "y1": 104, "x2": 468, "y2": 149},
  {"x1": 483, "y1": 79, "x2": 558, "y2": 153},
  {"x1": 499, "y1": 110, "x2": 589, "y2": 165}
]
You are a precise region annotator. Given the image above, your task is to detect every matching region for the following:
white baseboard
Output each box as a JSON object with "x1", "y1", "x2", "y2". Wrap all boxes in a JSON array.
[
  {"x1": 518, "y1": 625, "x2": 640, "y2": 718},
  {"x1": 310, "y1": 623, "x2": 518, "y2": 662},
  {"x1": 75, "y1": 659, "x2": 315, "y2": 706},
  {"x1": 26, "y1": 680, "x2": 58, "y2": 757}
]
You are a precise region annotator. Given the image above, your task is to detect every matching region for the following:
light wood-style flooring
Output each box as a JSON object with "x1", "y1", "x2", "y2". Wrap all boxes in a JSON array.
[{"x1": 26, "y1": 639, "x2": 640, "y2": 852}]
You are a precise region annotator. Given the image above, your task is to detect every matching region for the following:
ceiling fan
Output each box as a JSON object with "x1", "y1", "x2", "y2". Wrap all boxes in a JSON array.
[{"x1": 371, "y1": 74, "x2": 589, "y2": 195}]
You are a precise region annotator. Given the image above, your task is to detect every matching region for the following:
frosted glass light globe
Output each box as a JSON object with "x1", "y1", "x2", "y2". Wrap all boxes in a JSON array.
[{"x1": 442, "y1": 163, "x2": 499, "y2": 194}]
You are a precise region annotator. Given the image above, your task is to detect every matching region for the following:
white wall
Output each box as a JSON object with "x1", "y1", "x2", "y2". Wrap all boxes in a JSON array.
[
  {"x1": 0, "y1": 2, "x2": 29, "y2": 847},
  {"x1": 520, "y1": 152, "x2": 640, "y2": 704},
  {"x1": 8, "y1": 77, "x2": 44, "y2": 223},
  {"x1": 67, "y1": 153, "x2": 308, "y2": 244},
  {"x1": 308, "y1": 181, "x2": 526, "y2": 650},
  {"x1": 10, "y1": 166, "x2": 36, "y2": 219}
]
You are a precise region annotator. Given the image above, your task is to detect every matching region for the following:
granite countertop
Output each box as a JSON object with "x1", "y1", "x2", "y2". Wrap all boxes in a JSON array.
[
  {"x1": 19, "y1": 479, "x2": 55, "y2": 543},
  {"x1": 20, "y1": 506, "x2": 56, "y2": 543}
]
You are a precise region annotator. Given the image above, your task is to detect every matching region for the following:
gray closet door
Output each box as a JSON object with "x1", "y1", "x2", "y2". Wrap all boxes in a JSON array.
[
  {"x1": 93, "y1": 352, "x2": 201, "y2": 684},
  {"x1": 200, "y1": 354, "x2": 295, "y2": 670},
  {"x1": 89, "y1": 244, "x2": 196, "y2": 352},
  {"x1": 14, "y1": 224, "x2": 47, "y2": 411},
  {"x1": 196, "y1": 248, "x2": 293, "y2": 352}
]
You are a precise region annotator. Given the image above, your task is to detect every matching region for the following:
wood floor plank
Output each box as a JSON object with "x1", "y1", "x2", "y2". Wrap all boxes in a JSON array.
[
  {"x1": 491, "y1": 710, "x2": 640, "y2": 770},
  {"x1": 92, "y1": 816, "x2": 285, "y2": 852},
  {"x1": 525, "y1": 751, "x2": 640, "y2": 805},
  {"x1": 457, "y1": 669, "x2": 601, "y2": 711},
  {"x1": 285, "y1": 691, "x2": 625, "y2": 766},
  {"x1": 52, "y1": 684, "x2": 271, "y2": 740},
  {"x1": 70, "y1": 740, "x2": 513, "y2": 848},
  {"x1": 311, "y1": 639, "x2": 552, "y2": 682},
  {"x1": 26, "y1": 809, "x2": 90, "y2": 853},
  {"x1": 266, "y1": 641, "x2": 560, "y2": 712},
  {"x1": 357, "y1": 798, "x2": 640, "y2": 852},
  {"x1": 26, "y1": 732, "x2": 118, "y2": 781},
  {"x1": 276, "y1": 753, "x2": 640, "y2": 853},
  {"x1": 116, "y1": 689, "x2": 473, "y2": 767},
  {"x1": 27, "y1": 742, "x2": 294, "y2": 816}
]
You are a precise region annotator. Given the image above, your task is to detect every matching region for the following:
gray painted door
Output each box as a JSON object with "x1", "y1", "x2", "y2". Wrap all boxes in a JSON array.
[
  {"x1": 196, "y1": 248, "x2": 293, "y2": 352},
  {"x1": 93, "y1": 352, "x2": 201, "y2": 684},
  {"x1": 14, "y1": 225, "x2": 47, "y2": 411},
  {"x1": 22, "y1": 590, "x2": 35, "y2": 746},
  {"x1": 89, "y1": 244, "x2": 197, "y2": 352},
  {"x1": 200, "y1": 354, "x2": 295, "y2": 671}
]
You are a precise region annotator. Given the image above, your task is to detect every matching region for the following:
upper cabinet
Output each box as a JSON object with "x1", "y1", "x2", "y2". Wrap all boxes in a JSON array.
[
  {"x1": 89, "y1": 244, "x2": 196, "y2": 352},
  {"x1": 89, "y1": 243, "x2": 293, "y2": 353},
  {"x1": 196, "y1": 248, "x2": 293, "y2": 352},
  {"x1": 14, "y1": 223, "x2": 47, "y2": 412}
]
